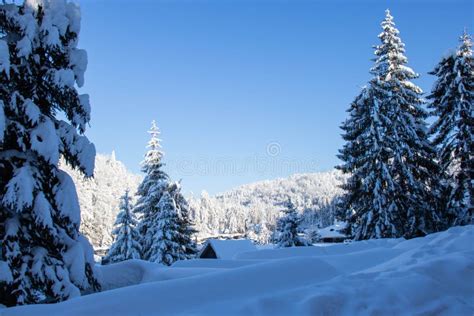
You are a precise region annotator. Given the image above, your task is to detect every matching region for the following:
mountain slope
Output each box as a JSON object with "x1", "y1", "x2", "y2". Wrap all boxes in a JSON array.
[{"x1": 190, "y1": 170, "x2": 345, "y2": 243}]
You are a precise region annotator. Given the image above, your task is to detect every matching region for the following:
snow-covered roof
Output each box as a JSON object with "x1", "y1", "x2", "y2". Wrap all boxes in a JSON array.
[
  {"x1": 200, "y1": 239, "x2": 257, "y2": 259},
  {"x1": 319, "y1": 222, "x2": 347, "y2": 239}
]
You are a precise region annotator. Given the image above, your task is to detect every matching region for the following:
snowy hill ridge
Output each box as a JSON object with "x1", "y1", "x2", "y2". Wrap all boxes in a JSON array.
[
  {"x1": 190, "y1": 170, "x2": 345, "y2": 243},
  {"x1": 215, "y1": 170, "x2": 344, "y2": 202},
  {"x1": 5, "y1": 225, "x2": 473, "y2": 315}
]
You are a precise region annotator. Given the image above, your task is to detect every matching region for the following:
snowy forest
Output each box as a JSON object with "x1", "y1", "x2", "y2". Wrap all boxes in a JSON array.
[
  {"x1": 0, "y1": 0, "x2": 472, "y2": 314},
  {"x1": 66, "y1": 153, "x2": 343, "y2": 250}
]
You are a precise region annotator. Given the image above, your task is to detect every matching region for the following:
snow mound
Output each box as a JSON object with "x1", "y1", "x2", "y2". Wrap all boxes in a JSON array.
[
  {"x1": 173, "y1": 259, "x2": 265, "y2": 269},
  {"x1": 4, "y1": 226, "x2": 474, "y2": 315},
  {"x1": 98, "y1": 260, "x2": 159, "y2": 291}
]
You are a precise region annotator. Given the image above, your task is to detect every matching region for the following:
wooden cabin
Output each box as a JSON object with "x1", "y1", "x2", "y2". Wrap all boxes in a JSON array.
[{"x1": 318, "y1": 222, "x2": 348, "y2": 243}]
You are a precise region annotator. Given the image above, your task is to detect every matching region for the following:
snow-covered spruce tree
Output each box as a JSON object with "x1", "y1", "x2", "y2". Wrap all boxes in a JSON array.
[
  {"x1": 336, "y1": 84, "x2": 404, "y2": 238},
  {"x1": 168, "y1": 182, "x2": 198, "y2": 259},
  {"x1": 133, "y1": 120, "x2": 169, "y2": 260},
  {"x1": 148, "y1": 191, "x2": 185, "y2": 266},
  {"x1": 275, "y1": 200, "x2": 309, "y2": 247},
  {"x1": 0, "y1": 0, "x2": 100, "y2": 306},
  {"x1": 337, "y1": 10, "x2": 442, "y2": 240},
  {"x1": 428, "y1": 32, "x2": 473, "y2": 226},
  {"x1": 103, "y1": 190, "x2": 141, "y2": 264}
]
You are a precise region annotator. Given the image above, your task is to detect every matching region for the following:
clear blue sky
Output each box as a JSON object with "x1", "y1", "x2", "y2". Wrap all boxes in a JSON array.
[{"x1": 76, "y1": 0, "x2": 473, "y2": 195}]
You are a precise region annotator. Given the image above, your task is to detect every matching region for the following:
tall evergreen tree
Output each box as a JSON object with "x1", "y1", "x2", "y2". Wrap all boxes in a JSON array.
[
  {"x1": 148, "y1": 191, "x2": 186, "y2": 266},
  {"x1": 168, "y1": 182, "x2": 198, "y2": 259},
  {"x1": 428, "y1": 32, "x2": 473, "y2": 226},
  {"x1": 103, "y1": 190, "x2": 141, "y2": 264},
  {"x1": 337, "y1": 10, "x2": 441, "y2": 240},
  {"x1": 275, "y1": 200, "x2": 309, "y2": 247},
  {"x1": 0, "y1": 0, "x2": 100, "y2": 306},
  {"x1": 134, "y1": 120, "x2": 169, "y2": 260}
]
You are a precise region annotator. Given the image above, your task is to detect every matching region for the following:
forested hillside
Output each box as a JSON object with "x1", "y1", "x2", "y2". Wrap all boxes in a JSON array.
[
  {"x1": 190, "y1": 171, "x2": 345, "y2": 243},
  {"x1": 65, "y1": 154, "x2": 343, "y2": 248},
  {"x1": 61, "y1": 153, "x2": 142, "y2": 249}
]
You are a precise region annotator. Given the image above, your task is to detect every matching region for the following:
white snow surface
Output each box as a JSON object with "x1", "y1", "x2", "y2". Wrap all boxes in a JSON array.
[
  {"x1": 23, "y1": 99, "x2": 41, "y2": 125},
  {"x1": 30, "y1": 117, "x2": 60, "y2": 165},
  {"x1": 0, "y1": 101, "x2": 5, "y2": 143},
  {"x1": 2, "y1": 165, "x2": 36, "y2": 210},
  {"x1": 52, "y1": 68, "x2": 75, "y2": 88},
  {"x1": 0, "y1": 40, "x2": 10, "y2": 76},
  {"x1": 70, "y1": 49, "x2": 87, "y2": 87},
  {"x1": 54, "y1": 170, "x2": 81, "y2": 225},
  {"x1": 56, "y1": 120, "x2": 95, "y2": 177},
  {"x1": 32, "y1": 192, "x2": 54, "y2": 228},
  {"x1": 4, "y1": 225, "x2": 473, "y2": 315},
  {"x1": 0, "y1": 261, "x2": 12, "y2": 283}
]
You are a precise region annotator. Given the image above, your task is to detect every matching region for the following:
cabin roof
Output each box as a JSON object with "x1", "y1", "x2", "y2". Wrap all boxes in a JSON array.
[
  {"x1": 319, "y1": 222, "x2": 347, "y2": 239},
  {"x1": 199, "y1": 239, "x2": 256, "y2": 259}
]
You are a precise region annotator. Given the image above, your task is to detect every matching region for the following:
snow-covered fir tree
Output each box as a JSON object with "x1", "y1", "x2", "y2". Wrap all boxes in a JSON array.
[
  {"x1": 148, "y1": 191, "x2": 186, "y2": 266},
  {"x1": 133, "y1": 122, "x2": 196, "y2": 263},
  {"x1": 428, "y1": 31, "x2": 473, "y2": 226},
  {"x1": 0, "y1": 0, "x2": 100, "y2": 306},
  {"x1": 168, "y1": 182, "x2": 198, "y2": 259},
  {"x1": 275, "y1": 200, "x2": 309, "y2": 247},
  {"x1": 134, "y1": 121, "x2": 169, "y2": 260},
  {"x1": 337, "y1": 10, "x2": 442, "y2": 240},
  {"x1": 103, "y1": 190, "x2": 141, "y2": 264}
]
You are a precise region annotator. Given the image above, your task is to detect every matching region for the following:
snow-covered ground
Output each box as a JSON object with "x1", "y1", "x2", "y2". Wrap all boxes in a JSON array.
[{"x1": 3, "y1": 226, "x2": 473, "y2": 315}]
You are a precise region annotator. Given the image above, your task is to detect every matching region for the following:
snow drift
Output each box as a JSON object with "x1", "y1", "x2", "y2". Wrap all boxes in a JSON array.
[{"x1": 3, "y1": 225, "x2": 473, "y2": 315}]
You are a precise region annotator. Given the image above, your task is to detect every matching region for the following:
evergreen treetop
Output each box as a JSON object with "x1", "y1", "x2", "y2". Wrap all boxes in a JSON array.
[{"x1": 134, "y1": 120, "x2": 170, "y2": 260}]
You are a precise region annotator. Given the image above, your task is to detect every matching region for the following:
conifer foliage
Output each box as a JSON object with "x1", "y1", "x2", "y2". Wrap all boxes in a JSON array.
[
  {"x1": 147, "y1": 190, "x2": 185, "y2": 265},
  {"x1": 0, "y1": 0, "x2": 100, "y2": 306},
  {"x1": 168, "y1": 182, "x2": 198, "y2": 260},
  {"x1": 134, "y1": 122, "x2": 197, "y2": 265},
  {"x1": 103, "y1": 190, "x2": 141, "y2": 264},
  {"x1": 145, "y1": 183, "x2": 198, "y2": 266},
  {"x1": 134, "y1": 121, "x2": 169, "y2": 260},
  {"x1": 275, "y1": 200, "x2": 309, "y2": 247},
  {"x1": 428, "y1": 32, "x2": 473, "y2": 226},
  {"x1": 337, "y1": 10, "x2": 442, "y2": 240}
]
